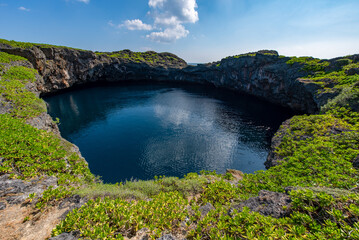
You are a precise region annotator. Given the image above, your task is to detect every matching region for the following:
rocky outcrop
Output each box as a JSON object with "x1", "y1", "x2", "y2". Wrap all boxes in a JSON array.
[
  {"x1": 230, "y1": 190, "x2": 292, "y2": 218},
  {"x1": 48, "y1": 231, "x2": 80, "y2": 240},
  {"x1": 173, "y1": 51, "x2": 319, "y2": 113},
  {"x1": 0, "y1": 45, "x2": 332, "y2": 113},
  {"x1": 0, "y1": 174, "x2": 57, "y2": 207},
  {"x1": 264, "y1": 119, "x2": 291, "y2": 168},
  {"x1": 0, "y1": 44, "x2": 187, "y2": 95}
]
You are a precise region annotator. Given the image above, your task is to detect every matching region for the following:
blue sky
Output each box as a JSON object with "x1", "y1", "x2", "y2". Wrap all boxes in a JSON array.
[{"x1": 0, "y1": 0, "x2": 359, "y2": 62}]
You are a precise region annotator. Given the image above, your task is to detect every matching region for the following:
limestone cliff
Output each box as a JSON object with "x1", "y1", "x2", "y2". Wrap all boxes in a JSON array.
[{"x1": 0, "y1": 44, "x2": 339, "y2": 113}]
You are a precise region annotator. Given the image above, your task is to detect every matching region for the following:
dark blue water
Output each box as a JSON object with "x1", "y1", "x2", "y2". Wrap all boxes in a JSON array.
[{"x1": 45, "y1": 83, "x2": 292, "y2": 183}]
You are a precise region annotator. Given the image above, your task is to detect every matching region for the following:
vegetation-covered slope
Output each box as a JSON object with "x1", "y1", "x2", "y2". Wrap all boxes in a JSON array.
[{"x1": 0, "y1": 40, "x2": 359, "y2": 239}]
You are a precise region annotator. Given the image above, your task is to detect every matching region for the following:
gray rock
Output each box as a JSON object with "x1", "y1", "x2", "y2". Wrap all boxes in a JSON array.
[
  {"x1": 49, "y1": 231, "x2": 80, "y2": 240},
  {"x1": 0, "y1": 175, "x2": 58, "y2": 205},
  {"x1": 345, "y1": 67, "x2": 359, "y2": 76},
  {"x1": 131, "y1": 228, "x2": 149, "y2": 240},
  {"x1": 199, "y1": 202, "x2": 215, "y2": 216},
  {"x1": 157, "y1": 234, "x2": 177, "y2": 240},
  {"x1": 231, "y1": 190, "x2": 291, "y2": 218},
  {"x1": 26, "y1": 112, "x2": 60, "y2": 135},
  {"x1": 0, "y1": 201, "x2": 6, "y2": 210},
  {"x1": 353, "y1": 155, "x2": 359, "y2": 169},
  {"x1": 58, "y1": 195, "x2": 88, "y2": 220},
  {"x1": 265, "y1": 119, "x2": 291, "y2": 168},
  {"x1": 0, "y1": 96, "x2": 13, "y2": 114}
]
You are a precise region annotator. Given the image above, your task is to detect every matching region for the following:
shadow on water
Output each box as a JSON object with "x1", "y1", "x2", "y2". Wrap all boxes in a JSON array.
[{"x1": 45, "y1": 82, "x2": 294, "y2": 183}]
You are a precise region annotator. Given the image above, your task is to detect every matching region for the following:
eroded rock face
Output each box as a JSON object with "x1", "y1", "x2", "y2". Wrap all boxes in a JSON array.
[
  {"x1": 48, "y1": 231, "x2": 80, "y2": 240},
  {"x1": 265, "y1": 119, "x2": 291, "y2": 169},
  {"x1": 0, "y1": 174, "x2": 58, "y2": 207},
  {"x1": 0, "y1": 45, "x2": 326, "y2": 113},
  {"x1": 174, "y1": 52, "x2": 318, "y2": 113},
  {"x1": 0, "y1": 45, "x2": 187, "y2": 95},
  {"x1": 230, "y1": 190, "x2": 292, "y2": 218}
]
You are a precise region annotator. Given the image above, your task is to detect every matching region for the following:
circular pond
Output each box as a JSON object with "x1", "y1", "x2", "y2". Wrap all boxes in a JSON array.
[{"x1": 45, "y1": 83, "x2": 292, "y2": 183}]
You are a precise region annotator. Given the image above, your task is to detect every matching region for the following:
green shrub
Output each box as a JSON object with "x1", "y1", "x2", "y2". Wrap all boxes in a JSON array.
[
  {"x1": 286, "y1": 57, "x2": 330, "y2": 72},
  {"x1": 321, "y1": 87, "x2": 359, "y2": 112},
  {"x1": 0, "y1": 114, "x2": 90, "y2": 180},
  {"x1": 0, "y1": 65, "x2": 46, "y2": 118},
  {"x1": 0, "y1": 38, "x2": 83, "y2": 50},
  {"x1": 0, "y1": 52, "x2": 27, "y2": 63},
  {"x1": 53, "y1": 192, "x2": 188, "y2": 239}
]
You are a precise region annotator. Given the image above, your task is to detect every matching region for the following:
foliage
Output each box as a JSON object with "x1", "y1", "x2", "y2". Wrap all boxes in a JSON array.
[
  {"x1": 96, "y1": 50, "x2": 184, "y2": 66},
  {"x1": 286, "y1": 56, "x2": 330, "y2": 72},
  {"x1": 0, "y1": 114, "x2": 91, "y2": 180},
  {"x1": 76, "y1": 175, "x2": 207, "y2": 200},
  {"x1": 0, "y1": 38, "x2": 83, "y2": 50},
  {"x1": 237, "y1": 110, "x2": 359, "y2": 197},
  {"x1": 0, "y1": 52, "x2": 27, "y2": 63},
  {"x1": 53, "y1": 192, "x2": 188, "y2": 239},
  {"x1": 0, "y1": 65, "x2": 47, "y2": 118},
  {"x1": 321, "y1": 87, "x2": 359, "y2": 112},
  {"x1": 187, "y1": 189, "x2": 359, "y2": 239},
  {"x1": 228, "y1": 51, "x2": 278, "y2": 60},
  {"x1": 198, "y1": 180, "x2": 239, "y2": 206}
]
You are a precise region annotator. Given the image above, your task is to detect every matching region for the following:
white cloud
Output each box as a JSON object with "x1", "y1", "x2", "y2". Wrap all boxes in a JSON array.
[
  {"x1": 122, "y1": 19, "x2": 153, "y2": 31},
  {"x1": 117, "y1": 0, "x2": 198, "y2": 43},
  {"x1": 146, "y1": 0, "x2": 198, "y2": 42},
  {"x1": 18, "y1": 6, "x2": 30, "y2": 11},
  {"x1": 77, "y1": 0, "x2": 90, "y2": 3},
  {"x1": 149, "y1": 0, "x2": 198, "y2": 25},
  {"x1": 147, "y1": 24, "x2": 189, "y2": 42}
]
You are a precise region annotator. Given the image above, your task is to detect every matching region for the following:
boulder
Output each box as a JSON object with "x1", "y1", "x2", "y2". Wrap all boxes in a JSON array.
[
  {"x1": 49, "y1": 231, "x2": 80, "y2": 240},
  {"x1": 226, "y1": 169, "x2": 244, "y2": 181},
  {"x1": 230, "y1": 190, "x2": 292, "y2": 218},
  {"x1": 199, "y1": 202, "x2": 215, "y2": 217}
]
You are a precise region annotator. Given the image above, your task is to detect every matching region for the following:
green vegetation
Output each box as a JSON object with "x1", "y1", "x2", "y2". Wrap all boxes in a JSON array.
[
  {"x1": 53, "y1": 192, "x2": 188, "y2": 239},
  {"x1": 286, "y1": 56, "x2": 359, "y2": 96},
  {"x1": 187, "y1": 189, "x2": 359, "y2": 239},
  {"x1": 0, "y1": 53, "x2": 94, "y2": 211},
  {"x1": 0, "y1": 65, "x2": 46, "y2": 118},
  {"x1": 96, "y1": 50, "x2": 184, "y2": 66},
  {"x1": 237, "y1": 108, "x2": 359, "y2": 197},
  {"x1": 286, "y1": 56, "x2": 330, "y2": 72},
  {"x1": 226, "y1": 50, "x2": 278, "y2": 60},
  {"x1": 322, "y1": 87, "x2": 359, "y2": 112},
  {"x1": 76, "y1": 174, "x2": 208, "y2": 200},
  {"x1": 0, "y1": 52, "x2": 27, "y2": 63},
  {"x1": 0, "y1": 38, "x2": 83, "y2": 50}
]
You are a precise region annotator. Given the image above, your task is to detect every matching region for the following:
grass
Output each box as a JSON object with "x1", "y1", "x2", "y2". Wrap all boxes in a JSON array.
[
  {"x1": 76, "y1": 174, "x2": 209, "y2": 200},
  {"x1": 0, "y1": 38, "x2": 84, "y2": 51},
  {"x1": 286, "y1": 56, "x2": 330, "y2": 72},
  {"x1": 0, "y1": 65, "x2": 47, "y2": 118},
  {"x1": 0, "y1": 52, "x2": 27, "y2": 63},
  {"x1": 96, "y1": 49, "x2": 185, "y2": 66},
  {"x1": 224, "y1": 50, "x2": 278, "y2": 60},
  {"x1": 52, "y1": 192, "x2": 188, "y2": 239}
]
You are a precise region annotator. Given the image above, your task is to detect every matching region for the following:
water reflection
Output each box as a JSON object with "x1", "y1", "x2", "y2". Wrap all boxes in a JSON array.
[{"x1": 45, "y1": 83, "x2": 292, "y2": 183}]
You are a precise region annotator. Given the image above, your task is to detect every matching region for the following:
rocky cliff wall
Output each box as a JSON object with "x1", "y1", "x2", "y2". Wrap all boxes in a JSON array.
[
  {"x1": 0, "y1": 45, "x2": 328, "y2": 113},
  {"x1": 172, "y1": 51, "x2": 319, "y2": 113}
]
